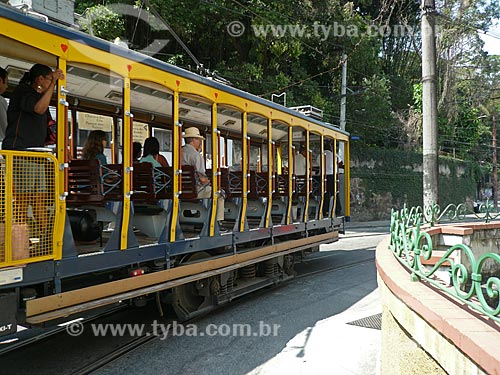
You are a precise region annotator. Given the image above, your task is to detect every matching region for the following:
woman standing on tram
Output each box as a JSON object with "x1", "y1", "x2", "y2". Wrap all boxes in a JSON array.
[
  {"x1": 3, "y1": 63, "x2": 63, "y2": 150},
  {"x1": 1, "y1": 63, "x2": 63, "y2": 239}
]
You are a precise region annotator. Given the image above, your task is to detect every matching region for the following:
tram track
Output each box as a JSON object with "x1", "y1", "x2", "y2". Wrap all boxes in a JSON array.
[
  {"x1": 70, "y1": 331, "x2": 161, "y2": 375},
  {"x1": 67, "y1": 253, "x2": 377, "y2": 375},
  {"x1": 0, "y1": 304, "x2": 128, "y2": 356},
  {"x1": 1, "y1": 239, "x2": 380, "y2": 374}
]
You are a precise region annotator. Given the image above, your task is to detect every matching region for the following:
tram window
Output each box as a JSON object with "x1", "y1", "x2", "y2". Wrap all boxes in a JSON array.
[
  {"x1": 218, "y1": 105, "x2": 243, "y2": 171},
  {"x1": 226, "y1": 139, "x2": 243, "y2": 171},
  {"x1": 249, "y1": 144, "x2": 260, "y2": 171},
  {"x1": 152, "y1": 128, "x2": 172, "y2": 166},
  {"x1": 311, "y1": 133, "x2": 321, "y2": 174},
  {"x1": 261, "y1": 143, "x2": 268, "y2": 172},
  {"x1": 66, "y1": 65, "x2": 123, "y2": 106},
  {"x1": 131, "y1": 81, "x2": 173, "y2": 118},
  {"x1": 66, "y1": 64, "x2": 123, "y2": 161},
  {"x1": 247, "y1": 114, "x2": 268, "y2": 172},
  {"x1": 205, "y1": 132, "x2": 213, "y2": 170},
  {"x1": 272, "y1": 121, "x2": 290, "y2": 174},
  {"x1": 131, "y1": 81, "x2": 172, "y2": 163},
  {"x1": 76, "y1": 113, "x2": 113, "y2": 160}
]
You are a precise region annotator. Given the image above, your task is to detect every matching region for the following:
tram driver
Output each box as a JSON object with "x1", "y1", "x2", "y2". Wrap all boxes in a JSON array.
[{"x1": 182, "y1": 127, "x2": 225, "y2": 227}]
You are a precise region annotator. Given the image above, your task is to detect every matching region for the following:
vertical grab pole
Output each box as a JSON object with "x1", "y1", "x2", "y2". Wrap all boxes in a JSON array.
[
  {"x1": 319, "y1": 135, "x2": 325, "y2": 220},
  {"x1": 217, "y1": 130, "x2": 222, "y2": 195},
  {"x1": 345, "y1": 140, "x2": 350, "y2": 220},
  {"x1": 120, "y1": 77, "x2": 132, "y2": 250},
  {"x1": 304, "y1": 129, "x2": 310, "y2": 222},
  {"x1": 54, "y1": 57, "x2": 68, "y2": 260},
  {"x1": 210, "y1": 103, "x2": 218, "y2": 236},
  {"x1": 333, "y1": 140, "x2": 338, "y2": 218},
  {"x1": 240, "y1": 112, "x2": 248, "y2": 232},
  {"x1": 170, "y1": 92, "x2": 181, "y2": 242},
  {"x1": 287, "y1": 126, "x2": 293, "y2": 225},
  {"x1": 265, "y1": 118, "x2": 273, "y2": 228}
]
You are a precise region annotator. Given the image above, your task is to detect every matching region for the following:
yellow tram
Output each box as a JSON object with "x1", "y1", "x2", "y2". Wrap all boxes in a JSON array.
[{"x1": 0, "y1": 3, "x2": 350, "y2": 333}]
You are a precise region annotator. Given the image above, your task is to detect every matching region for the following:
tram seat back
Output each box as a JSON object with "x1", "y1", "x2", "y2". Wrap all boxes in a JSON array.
[
  {"x1": 99, "y1": 164, "x2": 123, "y2": 200},
  {"x1": 294, "y1": 175, "x2": 309, "y2": 196},
  {"x1": 153, "y1": 166, "x2": 173, "y2": 200},
  {"x1": 248, "y1": 171, "x2": 269, "y2": 199},
  {"x1": 67, "y1": 159, "x2": 105, "y2": 205},
  {"x1": 273, "y1": 173, "x2": 294, "y2": 197},
  {"x1": 180, "y1": 165, "x2": 198, "y2": 200},
  {"x1": 311, "y1": 175, "x2": 323, "y2": 196},
  {"x1": 67, "y1": 160, "x2": 123, "y2": 205},
  {"x1": 132, "y1": 163, "x2": 156, "y2": 202},
  {"x1": 219, "y1": 168, "x2": 244, "y2": 199}
]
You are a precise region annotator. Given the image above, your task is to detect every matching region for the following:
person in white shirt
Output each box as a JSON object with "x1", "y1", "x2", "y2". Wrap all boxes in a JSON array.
[
  {"x1": 294, "y1": 145, "x2": 307, "y2": 175},
  {"x1": 181, "y1": 127, "x2": 225, "y2": 225},
  {"x1": 0, "y1": 67, "x2": 8, "y2": 143}
]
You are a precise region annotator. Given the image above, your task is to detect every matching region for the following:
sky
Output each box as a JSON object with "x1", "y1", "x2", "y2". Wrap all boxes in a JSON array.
[{"x1": 480, "y1": 22, "x2": 500, "y2": 55}]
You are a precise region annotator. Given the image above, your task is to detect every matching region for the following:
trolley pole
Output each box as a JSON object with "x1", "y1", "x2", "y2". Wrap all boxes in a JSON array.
[{"x1": 421, "y1": 0, "x2": 439, "y2": 208}]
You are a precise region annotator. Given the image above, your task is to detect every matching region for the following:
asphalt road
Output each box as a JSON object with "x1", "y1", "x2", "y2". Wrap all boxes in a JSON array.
[{"x1": 94, "y1": 222, "x2": 389, "y2": 375}]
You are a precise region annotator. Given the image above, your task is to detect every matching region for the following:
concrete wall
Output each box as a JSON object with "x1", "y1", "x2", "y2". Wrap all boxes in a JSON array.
[{"x1": 350, "y1": 147, "x2": 478, "y2": 221}]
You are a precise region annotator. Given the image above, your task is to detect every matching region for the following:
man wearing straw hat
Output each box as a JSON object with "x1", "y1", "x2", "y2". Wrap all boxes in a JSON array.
[{"x1": 182, "y1": 127, "x2": 225, "y2": 226}]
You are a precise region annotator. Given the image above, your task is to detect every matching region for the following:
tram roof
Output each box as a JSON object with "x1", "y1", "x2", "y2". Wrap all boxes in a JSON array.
[{"x1": 0, "y1": 5, "x2": 349, "y2": 137}]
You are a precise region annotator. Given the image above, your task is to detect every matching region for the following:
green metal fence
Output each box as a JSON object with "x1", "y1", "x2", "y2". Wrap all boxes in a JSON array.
[{"x1": 389, "y1": 203, "x2": 500, "y2": 322}]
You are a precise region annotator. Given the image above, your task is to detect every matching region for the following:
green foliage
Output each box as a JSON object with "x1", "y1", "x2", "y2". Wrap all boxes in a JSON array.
[
  {"x1": 72, "y1": 0, "x2": 500, "y2": 165},
  {"x1": 78, "y1": 5, "x2": 125, "y2": 41},
  {"x1": 412, "y1": 83, "x2": 422, "y2": 114}
]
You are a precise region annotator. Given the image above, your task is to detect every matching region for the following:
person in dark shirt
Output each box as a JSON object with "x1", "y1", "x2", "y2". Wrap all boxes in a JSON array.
[
  {"x1": 133, "y1": 141, "x2": 142, "y2": 162},
  {"x1": 0, "y1": 66, "x2": 8, "y2": 144},
  {"x1": 3, "y1": 64, "x2": 63, "y2": 241},
  {"x1": 3, "y1": 63, "x2": 63, "y2": 150}
]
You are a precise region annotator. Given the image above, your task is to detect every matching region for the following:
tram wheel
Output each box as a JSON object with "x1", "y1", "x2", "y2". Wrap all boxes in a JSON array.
[{"x1": 171, "y1": 251, "x2": 214, "y2": 321}]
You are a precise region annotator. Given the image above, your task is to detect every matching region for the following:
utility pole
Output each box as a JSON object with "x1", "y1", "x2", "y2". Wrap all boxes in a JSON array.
[
  {"x1": 493, "y1": 94, "x2": 498, "y2": 211},
  {"x1": 421, "y1": 0, "x2": 439, "y2": 209},
  {"x1": 339, "y1": 54, "x2": 347, "y2": 159}
]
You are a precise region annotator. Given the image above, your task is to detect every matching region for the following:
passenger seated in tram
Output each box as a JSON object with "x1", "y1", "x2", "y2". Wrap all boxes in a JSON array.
[
  {"x1": 132, "y1": 141, "x2": 142, "y2": 162},
  {"x1": 294, "y1": 145, "x2": 307, "y2": 176},
  {"x1": 140, "y1": 137, "x2": 168, "y2": 167},
  {"x1": 181, "y1": 127, "x2": 225, "y2": 225},
  {"x1": 82, "y1": 130, "x2": 108, "y2": 165}
]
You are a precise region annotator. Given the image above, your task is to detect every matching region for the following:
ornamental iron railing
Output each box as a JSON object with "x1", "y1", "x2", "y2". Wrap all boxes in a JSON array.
[{"x1": 390, "y1": 204, "x2": 500, "y2": 323}]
